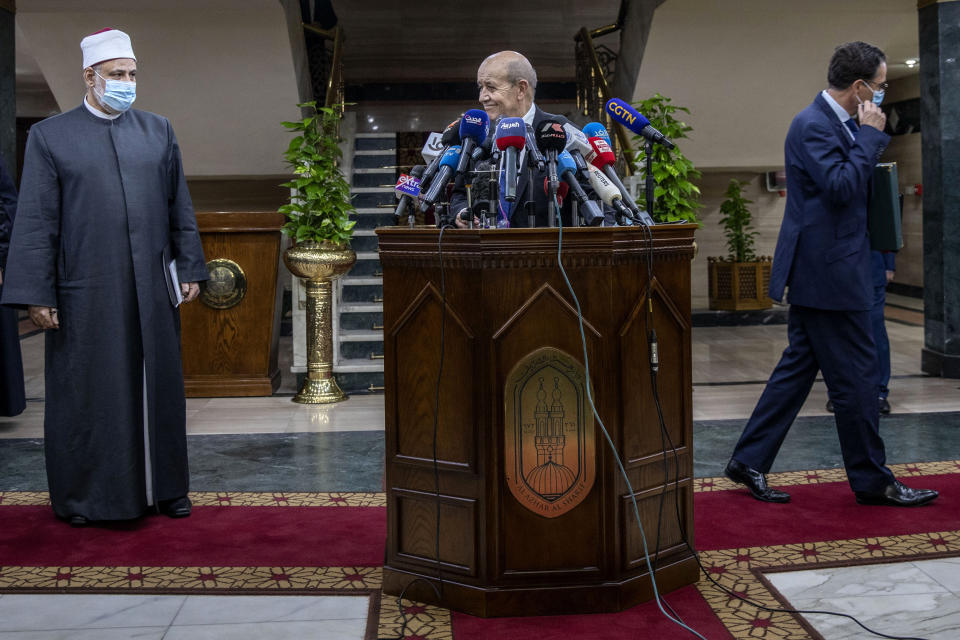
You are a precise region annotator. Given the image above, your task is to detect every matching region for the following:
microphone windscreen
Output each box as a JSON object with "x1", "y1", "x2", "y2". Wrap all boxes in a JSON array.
[
  {"x1": 439, "y1": 145, "x2": 462, "y2": 169},
  {"x1": 459, "y1": 109, "x2": 490, "y2": 144},
  {"x1": 587, "y1": 137, "x2": 616, "y2": 168},
  {"x1": 582, "y1": 122, "x2": 611, "y2": 142},
  {"x1": 535, "y1": 120, "x2": 567, "y2": 153},
  {"x1": 543, "y1": 177, "x2": 570, "y2": 205},
  {"x1": 441, "y1": 119, "x2": 462, "y2": 146},
  {"x1": 562, "y1": 123, "x2": 591, "y2": 155},
  {"x1": 557, "y1": 150, "x2": 578, "y2": 176},
  {"x1": 587, "y1": 166, "x2": 621, "y2": 203},
  {"x1": 495, "y1": 117, "x2": 526, "y2": 150},
  {"x1": 604, "y1": 98, "x2": 652, "y2": 135}
]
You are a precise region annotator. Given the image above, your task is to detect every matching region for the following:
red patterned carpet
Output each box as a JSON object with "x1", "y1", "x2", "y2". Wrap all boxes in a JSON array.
[{"x1": 1, "y1": 462, "x2": 959, "y2": 639}]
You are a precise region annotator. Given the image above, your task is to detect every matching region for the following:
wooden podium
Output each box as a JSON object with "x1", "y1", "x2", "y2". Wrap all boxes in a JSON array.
[
  {"x1": 180, "y1": 211, "x2": 285, "y2": 397},
  {"x1": 377, "y1": 225, "x2": 699, "y2": 617}
]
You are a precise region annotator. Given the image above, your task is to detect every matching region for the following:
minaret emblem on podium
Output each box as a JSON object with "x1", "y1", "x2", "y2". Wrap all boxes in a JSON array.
[{"x1": 504, "y1": 347, "x2": 596, "y2": 518}]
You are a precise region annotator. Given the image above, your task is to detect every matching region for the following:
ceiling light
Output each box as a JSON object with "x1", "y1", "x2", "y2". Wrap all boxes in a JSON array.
[{"x1": 905, "y1": 58, "x2": 918, "y2": 68}]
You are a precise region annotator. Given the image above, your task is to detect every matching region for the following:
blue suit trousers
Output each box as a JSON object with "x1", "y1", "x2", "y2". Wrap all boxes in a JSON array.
[{"x1": 731, "y1": 305, "x2": 894, "y2": 493}]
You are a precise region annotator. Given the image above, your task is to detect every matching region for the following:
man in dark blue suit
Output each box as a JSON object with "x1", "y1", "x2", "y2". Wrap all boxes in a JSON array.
[{"x1": 724, "y1": 42, "x2": 938, "y2": 507}]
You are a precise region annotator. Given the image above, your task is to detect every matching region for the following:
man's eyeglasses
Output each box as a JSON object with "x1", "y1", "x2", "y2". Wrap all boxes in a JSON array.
[{"x1": 862, "y1": 79, "x2": 889, "y2": 91}]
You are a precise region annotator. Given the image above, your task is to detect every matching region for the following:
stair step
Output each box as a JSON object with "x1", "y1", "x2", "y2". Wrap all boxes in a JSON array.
[
  {"x1": 355, "y1": 132, "x2": 395, "y2": 139},
  {"x1": 341, "y1": 302, "x2": 382, "y2": 313},
  {"x1": 340, "y1": 329, "x2": 384, "y2": 341},
  {"x1": 335, "y1": 358, "x2": 385, "y2": 373},
  {"x1": 353, "y1": 174, "x2": 398, "y2": 188},
  {"x1": 355, "y1": 252, "x2": 379, "y2": 261},
  {"x1": 353, "y1": 168, "x2": 397, "y2": 174},
  {"x1": 343, "y1": 276, "x2": 383, "y2": 285}
]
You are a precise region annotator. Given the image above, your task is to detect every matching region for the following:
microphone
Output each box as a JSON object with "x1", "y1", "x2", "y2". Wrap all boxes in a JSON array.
[
  {"x1": 524, "y1": 124, "x2": 545, "y2": 171},
  {"x1": 421, "y1": 119, "x2": 461, "y2": 188},
  {"x1": 456, "y1": 109, "x2": 489, "y2": 176},
  {"x1": 419, "y1": 145, "x2": 461, "y2": 212},
  {"x1": 543, "y1": 177, "x2": 570, "y2": 208},
  {"x1": 394, "y1": 165, "x2": 426, "y2": 219},
  {"x1": 471, "y1": 128, "x2": 494, "y2": 162},
  {"x1": 535, "y1": 120, "x2": 567, "y2": 195},
  {"x1": 582, "y1": 121, "x2": 650, "y2": 222},
  {"x1": 605, "y1": 98, "x2": 675, "y2": 149},
  {"x1": 558, "y1": 151, "x2": 604, "y2": 226},
  {"x1": 562, "y1": 123, "x2": 592, "y2": 173},
  {"x1": 495, "y1": 117, "x2": 526, "y2": 202},
  {"x1": 586, "y1": 166, "x2": 634, "y2": 224}
]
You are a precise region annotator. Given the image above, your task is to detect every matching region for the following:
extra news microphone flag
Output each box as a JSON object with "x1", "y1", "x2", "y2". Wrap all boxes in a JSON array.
[{"x1": 604, "y1": 98, "x2": 676, "y2": 149}]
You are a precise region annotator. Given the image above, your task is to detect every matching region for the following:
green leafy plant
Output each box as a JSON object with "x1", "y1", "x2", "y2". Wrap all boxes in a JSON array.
[
  {"x1": 719, "y1": 179, "x2": 758, "y2": 262},
  {"x1": 279, "y1": 102, "x2": 355, "y2": 246},
  {"x1": 631, "y1": 93, "x2": 701, "y2": 223}
]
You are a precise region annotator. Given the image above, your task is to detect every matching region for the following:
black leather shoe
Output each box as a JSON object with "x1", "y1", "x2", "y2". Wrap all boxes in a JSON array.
[
  {"x1": 724, "y1": 459, "x2": 791, "y2": 503},
  {"x1": 69, "y1": 515, "x2": 89, "y2": 527},
  {"x1": 826, "y1": 400, "x2": 834, "y2": 413},
  {"x1": 855, "y1": 480, "x2": 938, "y2": 507},
  {"x1": 159, "y1": 496, "x2": 192, "y2": 518},
  {"x1": 879, "y1": 398, "x2": 891, "y2": 415}
]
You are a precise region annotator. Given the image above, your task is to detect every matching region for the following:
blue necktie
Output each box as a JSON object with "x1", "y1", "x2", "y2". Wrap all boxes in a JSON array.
[
  {"x1": 844, "y1": 119, "x2": 859, "y2": 140},
  {"x1": 498, "y1": 162, "x2": 513, "y2": 228}
]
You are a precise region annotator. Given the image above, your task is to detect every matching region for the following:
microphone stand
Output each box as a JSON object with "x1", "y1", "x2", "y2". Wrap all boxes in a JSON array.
[
  {"x1": 546, "y1": 152, "x2": 559, "y2": 228},
  {"x1": 644, "y1": 140, "x2": 655, "y2": 222},
  {"x1": 488, "y1": 166, "x2": 498, "y2": 229},
  {"x1": 465, "y1": 183, "x2": 475, "y2": 229},
  {"x1": 526, "y1": 165, "x2": 537, "y2": 229}
]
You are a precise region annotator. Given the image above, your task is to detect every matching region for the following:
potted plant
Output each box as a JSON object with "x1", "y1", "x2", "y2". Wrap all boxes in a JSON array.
[
  {"x1": 279, "y1": 101, "x2": 357, "y2": 403},
  {"x1": 631, "y1": 93, "x2": 702, "y2": 223},
  {"x1": 707, "y1": 179, "x2": 772, "y2": 310}
]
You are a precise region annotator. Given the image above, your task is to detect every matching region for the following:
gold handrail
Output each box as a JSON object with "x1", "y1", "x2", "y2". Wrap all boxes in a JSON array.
[
  {"x1": 324, "y1": 26, "x2": 344, "y2": 112},
  {"x1": 575, "y1": 26, "x2": 636, "y2": 175},
  {"x1": 302, "y1": 23, "x2": 344, "y2": 113}
]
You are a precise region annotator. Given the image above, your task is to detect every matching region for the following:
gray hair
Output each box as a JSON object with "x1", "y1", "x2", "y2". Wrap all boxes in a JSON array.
[{"x1": 484, "y1": 51, "x2": 538, "y2": 96}]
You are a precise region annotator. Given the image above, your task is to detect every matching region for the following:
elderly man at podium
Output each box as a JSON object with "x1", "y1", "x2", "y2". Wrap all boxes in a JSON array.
[
  {"x1": 450, "y1": 51, "x2": 609, "y2": 228},
  {"x1": 1, "y1": 28, "x2": 207, "y2": 526}
]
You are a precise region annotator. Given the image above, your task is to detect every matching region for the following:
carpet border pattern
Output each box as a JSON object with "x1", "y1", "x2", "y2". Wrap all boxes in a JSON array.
[{"x1": 2, "y1": 460, "x2": 958, "y2": 639}]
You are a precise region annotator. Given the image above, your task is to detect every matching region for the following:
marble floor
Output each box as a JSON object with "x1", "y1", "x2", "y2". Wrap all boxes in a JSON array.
[
  {"x1": 767, "y1": 558, "x2": 960, "y2": 639},
  {"x1": 2, "y1": 303, "x2": 960, "y2": 639}
]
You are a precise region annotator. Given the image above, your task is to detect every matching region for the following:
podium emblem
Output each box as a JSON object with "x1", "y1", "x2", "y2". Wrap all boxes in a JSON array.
[{"x1": 504, "y1": 347, "x2": 596, "y2": 518}]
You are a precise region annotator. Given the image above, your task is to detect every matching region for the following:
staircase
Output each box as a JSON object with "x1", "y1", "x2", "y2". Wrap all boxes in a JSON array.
[{"x1": 333, "y1": 132, "x2": 397, "y2": 392}]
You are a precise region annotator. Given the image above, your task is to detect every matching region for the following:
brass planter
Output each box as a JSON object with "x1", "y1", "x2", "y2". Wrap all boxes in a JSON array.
[{"x1": 283, "y1": 241, "x2": 357, "y2": 403}]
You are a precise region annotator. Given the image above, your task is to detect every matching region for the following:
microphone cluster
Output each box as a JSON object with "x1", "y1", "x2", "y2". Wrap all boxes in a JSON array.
[{"x1": 409, "y1": 97, "x2": 672, "y2": 226}]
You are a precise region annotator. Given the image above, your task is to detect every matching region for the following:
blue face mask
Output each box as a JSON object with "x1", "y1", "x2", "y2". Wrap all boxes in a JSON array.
[
  {"x1": 95, "y1": 71, "x2": 136, "y2": 112},
  {"x1": 860, "y1": 80, "x2": 885, "y2": 106}
]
